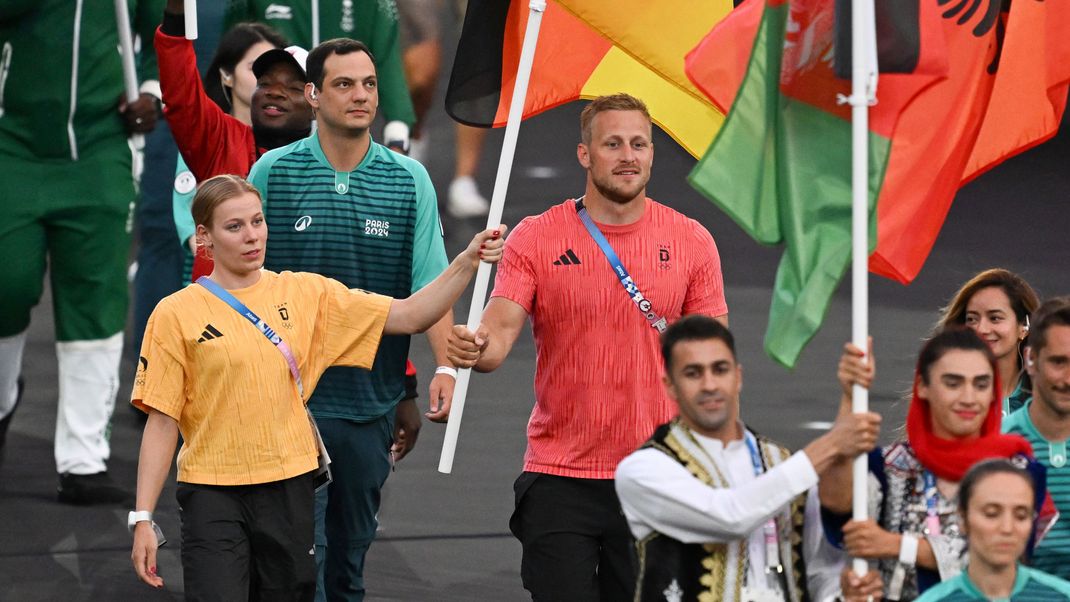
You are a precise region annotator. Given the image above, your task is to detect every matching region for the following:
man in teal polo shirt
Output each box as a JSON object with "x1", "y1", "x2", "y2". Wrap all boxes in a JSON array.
[
  {"x1": 1003, "y1": 296, "x2": 1070, "y2": 578},
  {"x1": 248, "y1": 38, "x2": 452, "y2": 601}
]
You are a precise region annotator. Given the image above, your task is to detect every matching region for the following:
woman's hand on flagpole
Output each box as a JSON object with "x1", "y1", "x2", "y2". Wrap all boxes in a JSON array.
[
  {"x1": 839, "y1": 338, "x2": 875, "y2": 399},
  {"x1": 840, "y1": 565, "x2": 883, "y2": 601}
]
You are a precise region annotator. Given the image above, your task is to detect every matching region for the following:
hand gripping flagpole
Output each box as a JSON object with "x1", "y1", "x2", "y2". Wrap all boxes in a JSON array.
[
  {"x1": 848, "y1": 0, "x2": 879, "y2": 577},
  {"x1": 114, "y1": 0, "x2": 144, "y2": 151},
  {"x1": 439, "y1": 0, "x2": 548, "y2": 474}
]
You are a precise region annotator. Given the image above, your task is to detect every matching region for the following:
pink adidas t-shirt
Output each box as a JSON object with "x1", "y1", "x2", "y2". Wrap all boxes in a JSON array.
[{"x1": 491, "y1": 198, "x2": 728, "y2": 479}]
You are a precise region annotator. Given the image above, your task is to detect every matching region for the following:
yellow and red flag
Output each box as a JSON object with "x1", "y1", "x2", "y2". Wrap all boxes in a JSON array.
[{"x1": 444, "y1": 0, "x2": 732, "y2": 158}]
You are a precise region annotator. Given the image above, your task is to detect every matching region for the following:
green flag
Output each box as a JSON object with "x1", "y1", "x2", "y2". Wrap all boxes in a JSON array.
[{"x1": 686, "y1": 0, "x2": 942, "y2": 367}]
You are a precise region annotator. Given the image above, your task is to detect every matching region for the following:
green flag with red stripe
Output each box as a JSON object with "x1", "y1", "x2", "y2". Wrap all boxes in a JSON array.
[{"x1": 686, "y1": 0, "x2": 945, "y2": 367}]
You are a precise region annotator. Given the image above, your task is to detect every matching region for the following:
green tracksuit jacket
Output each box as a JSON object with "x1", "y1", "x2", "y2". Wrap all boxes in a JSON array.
[{"x1": 0, "y1": 0, "x2": 163, "y2": 163}]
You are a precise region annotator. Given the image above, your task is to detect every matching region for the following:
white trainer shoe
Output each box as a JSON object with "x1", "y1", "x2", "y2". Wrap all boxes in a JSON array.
[
  {"x1": 448, "y1": 176, "x2": 490, "y2": 218},
  {"x1": 409, "y1": 136, "x2": 429, "y2": 165}
]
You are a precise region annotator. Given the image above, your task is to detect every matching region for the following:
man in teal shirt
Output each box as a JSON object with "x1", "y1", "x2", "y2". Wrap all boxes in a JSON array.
[
  {"x1": 248, "y1": 38, "x2": 452, "y2": 601},
  {"x1": 1003, "y1": 297, "x2": 1070, "y2": 579}
]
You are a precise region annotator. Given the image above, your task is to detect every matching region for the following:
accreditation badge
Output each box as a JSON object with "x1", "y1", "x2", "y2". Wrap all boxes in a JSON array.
[{"x1": 741, "y1": 585, "x2": 782, "y2": 602}]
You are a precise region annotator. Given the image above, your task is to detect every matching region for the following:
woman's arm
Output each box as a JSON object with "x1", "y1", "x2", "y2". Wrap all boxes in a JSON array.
[
  {"x1": 819, "y1": 341, "x2": 875, "y2": 513},
  {"x1": 130, "y1": 409, "x2": 180, "y2": 589},
  {"x1": 384, "y1": 226, "x2": 506, "y2": 335}
]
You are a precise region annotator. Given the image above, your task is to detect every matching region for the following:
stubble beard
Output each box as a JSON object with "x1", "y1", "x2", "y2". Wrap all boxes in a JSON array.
[{"x1": 592, "y1": 175, "x2": 648, "y2": 206}]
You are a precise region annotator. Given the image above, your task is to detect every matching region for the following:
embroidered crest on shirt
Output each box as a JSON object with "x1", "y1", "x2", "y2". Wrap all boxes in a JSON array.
[
  {"x1": 276, "y1": 304, "x2": 292, "y2": 329},
  {"x1": 659, "y1": 244, "x2": 672, "y2": 270},
  {"x1": 662, "y1": 579, "x2": 683, "y2": 602}
]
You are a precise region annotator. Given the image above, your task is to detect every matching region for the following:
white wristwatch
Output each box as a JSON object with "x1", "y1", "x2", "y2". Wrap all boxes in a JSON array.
[{"x1": 128, "y1": 510, "x2": 153, "y2": 533}]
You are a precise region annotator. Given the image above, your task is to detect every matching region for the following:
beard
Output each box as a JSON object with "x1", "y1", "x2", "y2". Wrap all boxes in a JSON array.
[
  {"x1": 252, "y1": 122, "x2": 312, "y2": 152},
  {"x1": 591, "y1": 171, "x2": 649, "y2": 205}
]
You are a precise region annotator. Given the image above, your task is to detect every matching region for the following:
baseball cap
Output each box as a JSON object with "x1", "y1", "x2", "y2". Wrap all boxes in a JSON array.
[{"x1": 252, "y1": 46, "x2": 310, "y2": 81}]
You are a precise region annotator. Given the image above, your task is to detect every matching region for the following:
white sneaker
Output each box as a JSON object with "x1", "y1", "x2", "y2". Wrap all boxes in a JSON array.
[
  {"x1": 409, "y1": 136, "x2": 429, "y2": 165},
  {"x1": 448, "y1": 176, "x2": 490, "y2": 218}
]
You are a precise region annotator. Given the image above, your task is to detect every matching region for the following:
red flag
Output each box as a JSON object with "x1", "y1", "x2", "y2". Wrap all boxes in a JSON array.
[
  {"x1": 871, "y1": 0, "x2": 1070, "y2": 284},
  {"x1": 689, "y1": 0, "x2": 1070, "y2": 287}
]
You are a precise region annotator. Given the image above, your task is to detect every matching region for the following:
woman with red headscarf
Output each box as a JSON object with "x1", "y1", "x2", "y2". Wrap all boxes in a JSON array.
[{"x1": 819, "y1": 327, "x2": 1053, "y2": 601}]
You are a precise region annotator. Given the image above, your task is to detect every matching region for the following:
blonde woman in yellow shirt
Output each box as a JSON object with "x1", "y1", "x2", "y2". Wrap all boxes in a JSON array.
[{"x1": 128, "y1": 174, "x2": 505, "y2": 600}]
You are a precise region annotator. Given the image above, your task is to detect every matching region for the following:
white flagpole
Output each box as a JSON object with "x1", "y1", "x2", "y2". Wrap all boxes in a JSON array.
[
  {"x1": 849, "y1": 0, "x2": 879, "y2": 577},
  {"x1": 312, "y1": 0, "x2": 321, "y2": 46},
  {"x1": 113, "y1": 0, "x2": 144, "y2": 150},
  {"x1": 439, "y1": 0, "x2": 547, "y2": 474},
  {"x1": 186, "y1": 0, "x2": 198, "y2": 40}
]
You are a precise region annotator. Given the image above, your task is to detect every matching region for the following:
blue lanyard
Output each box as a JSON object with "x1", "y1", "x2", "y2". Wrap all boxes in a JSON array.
[
  {"x1": 743, "y1": 431, "x2": 783, "y2": 578},
  {"x1": 575, "y1": 199, "x2": 667, "y2": 333},
  {"x1": 196, "y1": 276, "x2": 305, "y2": 397},
  {"x1": 743, "y1": 431, "x2": 765, "y2": 477},
  {"x1": 923, "y1": 471, "x2": 942, "y2": 536}
]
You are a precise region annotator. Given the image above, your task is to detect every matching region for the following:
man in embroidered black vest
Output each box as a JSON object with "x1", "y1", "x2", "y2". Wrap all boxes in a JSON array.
[{"x1": 615, "y1": 315, "x2": 883, "y2": 601}]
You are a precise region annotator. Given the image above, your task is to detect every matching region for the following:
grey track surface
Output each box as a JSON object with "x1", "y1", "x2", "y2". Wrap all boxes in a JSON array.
[{"x1": 2, "y1": 41, "x2": 1067, "y2": 602}]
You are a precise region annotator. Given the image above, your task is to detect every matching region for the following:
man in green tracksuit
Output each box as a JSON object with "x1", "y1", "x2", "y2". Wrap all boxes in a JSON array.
[
  {"x1": 226, "y1": 0, "x2": 417, "y2": 146},
  {"x1": 0, "y1": 0, "x2": 164, "y2": 504}
]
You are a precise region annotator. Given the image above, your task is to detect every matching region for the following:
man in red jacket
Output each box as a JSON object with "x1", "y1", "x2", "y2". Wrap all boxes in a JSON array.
[{"x1": 156, "y1": 0, "x2": 315, "y2": 278}]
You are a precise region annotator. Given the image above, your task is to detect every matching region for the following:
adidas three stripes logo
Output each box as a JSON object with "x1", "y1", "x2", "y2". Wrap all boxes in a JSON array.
[
  {"x1": 553, "y1": 249, "x2": 582, "y2": 266},
  {"x1": 197, "y1": 324, "x2": 224, "y2": 343}
]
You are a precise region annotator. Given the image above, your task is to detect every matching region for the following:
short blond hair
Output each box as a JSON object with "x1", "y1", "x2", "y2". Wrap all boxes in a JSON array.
[
  {"x1": 579, "y1": 93, "x2": 651, "y2": 145},
  {"x1": 191, "y1": 175, "x2": 262, "y2": 228}
]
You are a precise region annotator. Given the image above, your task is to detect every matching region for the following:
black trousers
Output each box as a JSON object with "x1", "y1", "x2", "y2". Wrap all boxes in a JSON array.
[
  {"x1": 177, "y1": 471, "x2": 317, "y2": 602},
  {"x1": 510, "y1": 472, "x2": 636, "y2": 601}
]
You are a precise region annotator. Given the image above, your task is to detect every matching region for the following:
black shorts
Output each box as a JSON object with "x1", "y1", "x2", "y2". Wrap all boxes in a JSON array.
[
  {"x1": 177, "y1": 471, "x2": 316, "y2": 602},
  {"x1": 510, "y1": 472, "x2": 636, "y2": 601}
]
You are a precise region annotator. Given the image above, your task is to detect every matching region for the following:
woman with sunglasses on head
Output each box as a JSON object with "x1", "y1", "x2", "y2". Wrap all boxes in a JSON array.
[
  {"x1": 128, "y1": 175, "x2": 506, "y2": 600},
  {"x1": 915, "y1": 459, "x2": 1070, "y2": 601},
  {"x1": 936, "y1": 269, "x2": 1040, "y2": 417},
  {"x1": 821, "y1": 328, "x2": 1051, "y2": 601}
]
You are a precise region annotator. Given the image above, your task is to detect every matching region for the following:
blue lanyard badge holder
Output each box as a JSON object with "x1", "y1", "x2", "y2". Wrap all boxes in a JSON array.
[
  {"x1": 575, "y1": 199, "x2": 668, "y2": 332},
  {"x1": 196, "y1": 277, "x2": 332, "y2": 491}
]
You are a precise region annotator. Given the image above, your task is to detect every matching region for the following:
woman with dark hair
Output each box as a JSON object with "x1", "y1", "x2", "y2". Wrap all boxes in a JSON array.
[
  {"x1": 936, "y1": 269, "x2": 1040, "y2": 416},
  {"x1": 202, "y1": 23, "x2": 287, "y2": 117},
  {"x1": 821, "y1": 328, "x2": 1051, "y2": 601},
  {"x1": 170, "y1": 20, "x2": 287, "y2": 279},
  {"x1": 915, "y1": 459, "x2": 1070, "y2": 601},
  {"x1": 129, "y1": 175, "x2": 507, "y2": 598}
]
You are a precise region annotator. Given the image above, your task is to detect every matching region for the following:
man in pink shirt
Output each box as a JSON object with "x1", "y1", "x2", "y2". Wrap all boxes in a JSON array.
[{"x1": 448, "y1": 93, "x2": 729, "y2": 600}]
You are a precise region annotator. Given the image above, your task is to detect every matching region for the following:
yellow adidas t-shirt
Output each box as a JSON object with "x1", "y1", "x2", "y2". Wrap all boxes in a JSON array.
[{"x1": 131, "y1": 270, "x2": 391, "y2": 485}]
